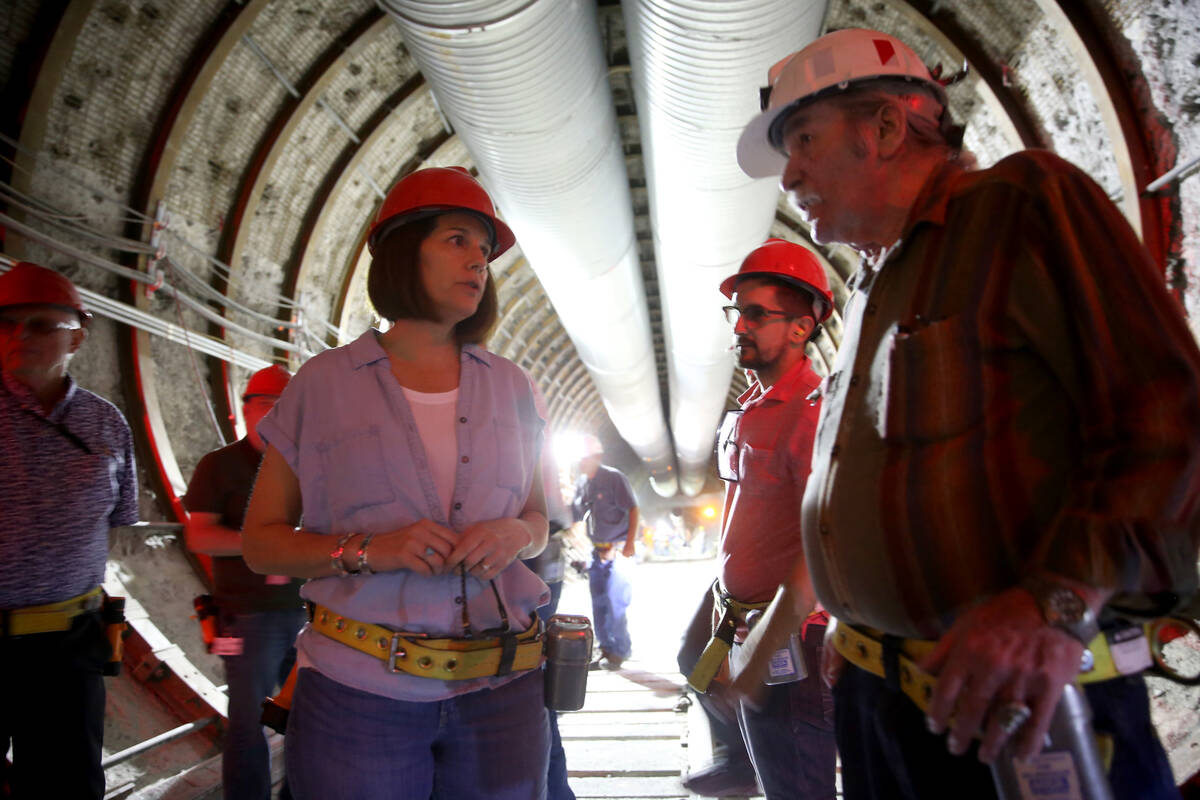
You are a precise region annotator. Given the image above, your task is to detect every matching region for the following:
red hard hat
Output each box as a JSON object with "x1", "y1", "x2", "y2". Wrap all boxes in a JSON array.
[
  {"x1": 367, "y1": 167, "x2": 516, "y2": 260},
  {"x1": 243, "y1": 365, "x2": 291, "y2": 400},
  {"x1": 719, "y1": 239, "x2": 833, "y2": 322},
  {"x1": 0, "y1": 262, "x2": 92, "y2": 325}
]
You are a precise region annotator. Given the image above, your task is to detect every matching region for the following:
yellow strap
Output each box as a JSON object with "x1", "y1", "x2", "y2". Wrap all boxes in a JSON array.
[
  {"x1": 3, "y1": 586, "x2": 104, "y2": 636},
  {"x1": 833, "y1": 623, "x2": 1147, "y2": 716},
  {"x1": 685, "y1": 586, "x2": 772, "y2": 693},
  {"x1": 309, "y1": 604, "x2": 543, "y2": 681}
]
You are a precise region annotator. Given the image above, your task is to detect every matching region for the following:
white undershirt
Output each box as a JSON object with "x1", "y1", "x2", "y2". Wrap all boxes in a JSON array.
[{"x1": 401, "y1": 387, "x2": 459, "y2": 519}]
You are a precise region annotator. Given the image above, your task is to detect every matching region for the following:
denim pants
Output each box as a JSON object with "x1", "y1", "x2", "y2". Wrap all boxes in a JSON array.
[
  {"x1": 222, "y1": 608, "x2": 305, "y2": 800},
  {"x1": 286, "y1": 667, "x2": 550, "y2": 800},
  {"x1": 834, "y1": 663, "x2": 1179, "y2": 800},
  {"x1": 588, "y1": 555, "x2": 632, "y2": 660},
  {"x1": 734, "y1": 626, "x2": 837, "y2": 800}
]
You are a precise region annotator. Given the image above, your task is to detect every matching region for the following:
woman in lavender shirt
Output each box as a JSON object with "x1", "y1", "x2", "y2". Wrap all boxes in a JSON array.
[{"x1": 243, "y1": 167, "x2": 551, "y2": 799}]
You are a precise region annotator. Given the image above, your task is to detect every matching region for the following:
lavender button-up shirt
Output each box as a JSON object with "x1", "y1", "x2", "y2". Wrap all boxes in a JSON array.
[{"x1": 258, "y1": 330, "x2": 548, "y2": 701}]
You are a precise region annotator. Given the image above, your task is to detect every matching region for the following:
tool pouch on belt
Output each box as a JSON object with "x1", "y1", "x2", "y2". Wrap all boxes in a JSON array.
[
  {"x1": 261, "y1": 661, "x2": 300, "y2": 734},
  {"x1": 101, "y1": 594, "x2": 127, "y2": 677},
  {"x1": 687, "y1": 604, "x2": 737, "y2": 693}
]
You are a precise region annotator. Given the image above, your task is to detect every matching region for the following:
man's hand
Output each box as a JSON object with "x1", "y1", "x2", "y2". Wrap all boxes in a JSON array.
[
  {"x1": 621, "y1": 539, "x2": 636, "y2": 558},
  {"x1": 918, "y1": 587, "x2": 1085, "y2": 763}
]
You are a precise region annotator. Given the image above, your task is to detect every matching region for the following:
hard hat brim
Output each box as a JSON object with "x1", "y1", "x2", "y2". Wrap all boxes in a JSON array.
[{"x1": 736, "y1": 106, "x2": 790, "y2": 179}]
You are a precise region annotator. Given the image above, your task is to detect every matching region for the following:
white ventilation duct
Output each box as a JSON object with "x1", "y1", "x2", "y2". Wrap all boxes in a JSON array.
[
  {"x1": 381, "y1": 0, "x2": 680, "y2": 496},
  {"x1": 622, "y1": 0, "x2": 827, "y2": 495}
]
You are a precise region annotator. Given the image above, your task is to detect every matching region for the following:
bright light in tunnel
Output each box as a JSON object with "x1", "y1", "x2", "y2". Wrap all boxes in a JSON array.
[
  {"x1": 701, "y1": 505, "x2": 717, "y2": 519},
  {"x1": 552, "y1": 432, "x2": 585, "y2": 471}
]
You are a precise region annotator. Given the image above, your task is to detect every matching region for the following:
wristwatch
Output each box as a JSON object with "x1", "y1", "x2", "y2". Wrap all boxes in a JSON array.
[{"x1": 1022, "y1": 576, "x2": 1100, "y2": 645}]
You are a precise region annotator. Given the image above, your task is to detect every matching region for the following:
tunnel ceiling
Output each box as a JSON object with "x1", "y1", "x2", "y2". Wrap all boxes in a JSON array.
[{"x1": 1, "y1": 0, "x2": 1197, "y2": 515}]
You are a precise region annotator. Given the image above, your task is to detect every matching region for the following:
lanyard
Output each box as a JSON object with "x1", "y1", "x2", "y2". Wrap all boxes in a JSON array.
[{"x1": 458, "y1": 565, "x2": 510, "y2": 638}]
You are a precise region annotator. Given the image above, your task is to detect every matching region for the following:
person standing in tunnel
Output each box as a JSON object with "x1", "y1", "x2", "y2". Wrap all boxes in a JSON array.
[
  {"x1": 241, "y1": 166, "x2": 552, "y2": 800},
  {"x1": 184, "y1": 364, "x2": 305, "y2": 800},
  {"x1": 571, "y1": 436, "x2": 638, "y2": 670},
  {"x1": 0, "y1": 262, "x2": 138, "y2": 800},
  {"x1": 685, "y1": 239, "x2": 836, "y2": 799},
  {"x1": 733, "y1": 28, "x2": 1200, "y2": 800}
]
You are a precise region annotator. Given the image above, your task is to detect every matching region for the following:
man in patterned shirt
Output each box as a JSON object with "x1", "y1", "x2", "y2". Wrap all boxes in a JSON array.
[
  {"x1": 735, "y1": 28, "x2": 1200, "y2": 800},
  {"x1": 0, "y1": 262, "x2": 138, "y2": 799}
]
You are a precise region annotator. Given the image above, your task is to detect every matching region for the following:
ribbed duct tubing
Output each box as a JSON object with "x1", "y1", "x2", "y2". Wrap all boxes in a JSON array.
[
  {"x1": 381, "y1": 0, "x2": 679, "y2": 496},
  {"x1": 621, "y1": 0, "x2": 827, "y2": 495}
]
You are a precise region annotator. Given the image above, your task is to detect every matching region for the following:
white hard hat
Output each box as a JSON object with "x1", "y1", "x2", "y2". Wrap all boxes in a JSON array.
[
  {"x1": 580, "y1": 434, "x2": 604, "y2": 458},
  {"x1": 737, "y1": 28, "x2": 946, "y2": 179}
]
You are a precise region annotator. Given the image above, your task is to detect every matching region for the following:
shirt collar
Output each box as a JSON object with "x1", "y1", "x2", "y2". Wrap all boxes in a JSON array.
[
  {"x1": 0, "y1": 370, "x2": 77, "y2": 419},
  {"x1": 348, "y1": 329, "x2": 493, "y2": 370},
  {"x1": 737, "y1": 356, "x2": 818, "y2": 409}
]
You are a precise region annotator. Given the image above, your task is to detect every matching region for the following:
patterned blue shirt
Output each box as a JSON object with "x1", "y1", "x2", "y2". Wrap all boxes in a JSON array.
[
  {"x1": 258, "y1": 330, "x2": 548, "y2": 701},
  {"x1": 0, "y1": 372, "x2": 138, "y2": 607}
]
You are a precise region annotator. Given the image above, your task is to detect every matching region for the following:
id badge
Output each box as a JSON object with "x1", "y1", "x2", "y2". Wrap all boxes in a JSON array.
[
  {"x1": 1106, "y1": 626, "x2": 1152, "y2": 675},
  {"x1": 211, "y1": 636, "x2": 244, "y2": 656},
  {"x1": 764, "y1": 632, "x2": 807, "y2": 685},
  {"x1": 1011, "y1": 750, "x2": 1084, "y2": 800}
]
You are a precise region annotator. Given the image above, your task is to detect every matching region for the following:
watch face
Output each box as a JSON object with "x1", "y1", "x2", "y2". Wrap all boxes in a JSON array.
[{"x1": 1046, "y1": 587, "x2": 1086, "y2": 624}]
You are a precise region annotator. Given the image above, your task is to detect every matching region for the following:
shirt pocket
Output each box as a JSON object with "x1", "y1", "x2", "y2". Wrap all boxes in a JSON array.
[
  {"x1": 875, "y1": 315, "x2": 980, "y2": 442},
  {"x1": 492, "y1": 418, "x2": 530, "y2": 496},
  {"x1": 316, "y1": 427, "x2": 397, "y2": 520},
  {"x1": 738, "y1": 443, "x2": 783, "y2": 494}
]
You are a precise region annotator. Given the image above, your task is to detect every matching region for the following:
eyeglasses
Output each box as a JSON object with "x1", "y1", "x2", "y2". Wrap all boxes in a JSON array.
[
  {"x1": 0, "y1": 316, "x2": 81, "y2": 337},
  {"x1": 715, "y1": 409, "x2": 744, "y2": 483},
  {"x1": 722, "y1": 304, "x2": 794, "y2": 327}
]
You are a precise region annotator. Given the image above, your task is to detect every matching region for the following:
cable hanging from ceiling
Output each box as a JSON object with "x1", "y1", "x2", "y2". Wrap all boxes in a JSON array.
[{"x1": 0, "y1": 131, "x2": 345, "y2": 336}]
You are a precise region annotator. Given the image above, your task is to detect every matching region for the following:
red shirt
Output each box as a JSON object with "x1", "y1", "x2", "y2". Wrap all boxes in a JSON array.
[{"x1": 717, "y1": 357, "x2": 822, "y2": 605}]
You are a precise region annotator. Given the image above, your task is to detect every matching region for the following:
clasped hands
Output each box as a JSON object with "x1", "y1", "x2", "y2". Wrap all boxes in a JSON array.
[
  {"x1": 363, "y1": 517, "x2": 534, "y2": 580},
  {"x1": 821, "y1": 587, "x2": 1086, "y2": 763}
]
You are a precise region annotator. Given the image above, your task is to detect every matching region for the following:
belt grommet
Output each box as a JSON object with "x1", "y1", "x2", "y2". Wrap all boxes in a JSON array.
[
  {"x1": 856, "y1": 643, "x2": 867, "y2": 657},
  {"x1": 445, "y1": 658, "x2": 458, "y2": 672},
  {"x1": 319, "y1": 611, "x2": 328, "y2": 624},
  {"x1": 356, "y1": 627, "x2": 367, "y2": 640},
  {"x1": 377, "y1": 637, "x2": 389, "y2": 650},
  {"x1": 335, "y1": 618, "x2": 346, "y2": 632},
  {"x1": 417, "y1": 656, "x2": 434, "y2": 669}
]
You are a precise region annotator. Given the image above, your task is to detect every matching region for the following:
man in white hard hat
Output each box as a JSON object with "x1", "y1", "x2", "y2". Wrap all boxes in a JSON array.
[
  {"x1": 571, "y1": 435, "x2": 638, "y2": 670},
  {"x1": 684, "y1": 239, "x2": 837, "y2": 799},
  {"x1": 0, "y1": 262, "x2": 138, "y2": 799},
  {"x1": 184, "y1": 365, "x2": 304, "y2": 800},
  {"x1": 734, "y1": 27, "x2": 1200, "y2": 800}
]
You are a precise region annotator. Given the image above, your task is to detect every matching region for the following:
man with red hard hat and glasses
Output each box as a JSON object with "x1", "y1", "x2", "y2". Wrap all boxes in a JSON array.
[
  {"x1": 0, "y1": 261, "x2": 138, "y2": 799},
  {"x1": 184, "y1": 364, "x2": 304, "y2": 800},
  {"x1": 686, "y1": 239, "x2": 836, "y2": 799},
  {"x1": 733, "y1": 27, "x2": 1200, "y2": 800}
]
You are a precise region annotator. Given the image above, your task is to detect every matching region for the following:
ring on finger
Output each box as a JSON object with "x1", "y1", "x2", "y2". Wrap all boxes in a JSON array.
[
  {"x1": 992, "y1": 701, "x2": 1032, "y2": 736},
  {"x1": 424, "y1": 546, "x2": 435, "y2": 557},
  {"x1": 480, "y1": 562, "x2": 491, "y2": 571}
]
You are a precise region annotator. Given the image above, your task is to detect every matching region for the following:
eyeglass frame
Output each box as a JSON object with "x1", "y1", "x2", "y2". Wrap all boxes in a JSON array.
[
  {"x1": 0, "y1": 314, "x2": 83, "y2": 337},
  {"x1": 714, "y1": 408, "x2": 744, "y2": 483},
  {"x1": 721, "y1": 303, "x2": 796, "y2": 328}
]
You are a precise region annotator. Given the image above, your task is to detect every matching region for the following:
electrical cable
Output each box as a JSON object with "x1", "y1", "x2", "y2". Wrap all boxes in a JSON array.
[{"x1": 163, "y1": 257, "x2": 228, "y2": 446}]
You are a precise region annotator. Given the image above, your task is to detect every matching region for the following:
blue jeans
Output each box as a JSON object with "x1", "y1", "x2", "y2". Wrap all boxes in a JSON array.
[
  {"x1": 734, "y1": 626, "x2": 837, "y2": 800},
  {"x1": 833, "y1": 664, "x2": 1179, "y2": 800},
  {"x1": 222, "y1": 608, "x2": 305, "y2": 800},
  {"x1": 286, "y1": 667, "x2": 550, "y2": 800},
  {"x1": 588, "y1": 556, "x2": 632, "y2": 660}
]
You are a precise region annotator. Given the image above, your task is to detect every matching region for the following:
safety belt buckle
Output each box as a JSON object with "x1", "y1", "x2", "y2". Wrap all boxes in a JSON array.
[{"x1": 387, "y1": 633, "x2": 409, "y2": 674}]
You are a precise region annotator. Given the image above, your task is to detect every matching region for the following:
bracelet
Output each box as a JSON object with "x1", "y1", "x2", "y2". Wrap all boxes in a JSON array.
[
  {"x1": 356, "y1": 534, "x2": 376, "y2": 575},
  {"x1": 329, "y1": 533, "x2": 357, "y2": 577}
]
